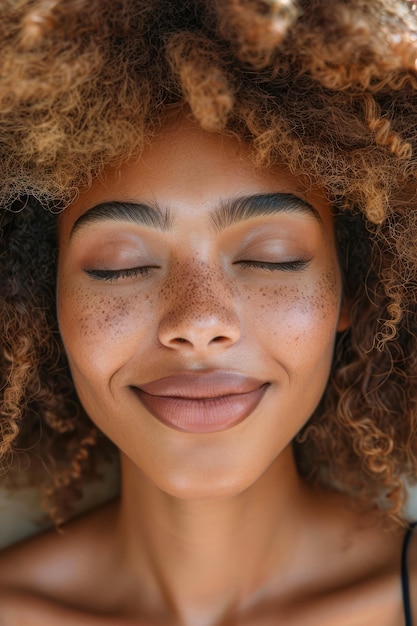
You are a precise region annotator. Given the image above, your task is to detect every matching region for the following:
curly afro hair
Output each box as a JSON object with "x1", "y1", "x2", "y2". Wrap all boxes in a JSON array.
[{"x1": 2, "y1": 0, "x2": 417, "y2": 523}]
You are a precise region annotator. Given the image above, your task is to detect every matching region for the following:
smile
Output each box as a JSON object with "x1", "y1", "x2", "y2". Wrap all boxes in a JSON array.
[{"x1": 131, "y1": 372, "x2": 270, "y2": 434}]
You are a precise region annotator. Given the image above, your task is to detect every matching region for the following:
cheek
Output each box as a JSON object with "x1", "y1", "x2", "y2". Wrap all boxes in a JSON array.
[
  {"x1": 244, "y1": 268, "x2": 341, "y2": 363},
  {"x1": 57, "y1": 280, "x2": 157, "y2": 377}
]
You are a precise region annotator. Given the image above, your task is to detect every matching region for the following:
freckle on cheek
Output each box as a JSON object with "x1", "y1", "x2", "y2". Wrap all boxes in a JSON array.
[
  {"x1": 319, "y1": 271, "x2": 340, "y2": 307},
  {"x1": 61, "y1": 286, "x2": 151, "y2": 339},
  {"x1": 251, "y1": 269, "x2": 340, "y2": 325}
]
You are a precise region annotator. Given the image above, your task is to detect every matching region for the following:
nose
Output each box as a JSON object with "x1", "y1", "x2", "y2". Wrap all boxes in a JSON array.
[{"x1": 157, "y1": 262, "x2": 241, "y2": 353}]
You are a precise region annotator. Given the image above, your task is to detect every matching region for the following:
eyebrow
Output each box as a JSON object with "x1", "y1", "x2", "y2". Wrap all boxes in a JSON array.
[
  {"x1": 70, "y1": 193, "x2": 321, "y2": 237},
  {"x1": 211, "y1": 193, "x2": 322, "y2": 231},
  {"x1": 71, "y1": 201, "x2": 172, "y2": 236}
]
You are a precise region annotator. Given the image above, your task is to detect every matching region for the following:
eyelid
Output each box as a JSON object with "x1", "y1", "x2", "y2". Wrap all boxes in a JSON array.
[{"x1": 70, "y1": 230, "x2": 158, "y2": 263}]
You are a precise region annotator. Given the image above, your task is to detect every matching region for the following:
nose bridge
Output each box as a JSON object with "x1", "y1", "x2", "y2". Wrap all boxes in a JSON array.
[{"x1": 158, "y1": 257, "x2": 240, "y2": 349}]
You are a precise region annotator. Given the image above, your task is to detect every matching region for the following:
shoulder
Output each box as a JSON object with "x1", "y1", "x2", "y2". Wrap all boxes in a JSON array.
[
  {"x1": 342, "y1": 516, "x2": 417, "y2": 626},
  {"x1": 301, "y1": 491, "x2": 411, "y2": 625},
  {"x1": 0, "y1": 498, "x2": 143, "y2": 626},
  {"x1": 0, "y1": 500, "x2": 118, "y2": 604}
]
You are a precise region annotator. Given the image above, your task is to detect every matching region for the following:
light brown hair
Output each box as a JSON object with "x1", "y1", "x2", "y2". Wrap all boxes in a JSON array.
[{"x1": 1, "y1": 0, "x2": 417, "y2": 522}]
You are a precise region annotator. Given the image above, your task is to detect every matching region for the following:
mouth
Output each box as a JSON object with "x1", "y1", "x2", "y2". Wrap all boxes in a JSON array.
[{"x1": 130, "y1": 372, "x2": 270, "y2": 434}]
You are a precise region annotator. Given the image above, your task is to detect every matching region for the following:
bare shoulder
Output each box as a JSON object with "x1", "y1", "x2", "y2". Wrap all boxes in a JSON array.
[
  {"x1": 0, "y1": 500, "x2": 118, "y2": 601},
  {"x1": 297, "y1": 490, "x2": 412, "y2": 626},
  {"x1": 0, "y1": 496, "x2": 151, "y2": 626}
]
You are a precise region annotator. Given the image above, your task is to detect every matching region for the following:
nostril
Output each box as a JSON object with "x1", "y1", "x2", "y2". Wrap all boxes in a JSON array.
[{"x1": 171, "y1": 335, "x2": 229, "y2": 347}]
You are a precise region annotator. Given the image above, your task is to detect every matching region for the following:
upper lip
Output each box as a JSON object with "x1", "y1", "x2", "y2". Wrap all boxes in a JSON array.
[{"x1": 134, "y1": 372, "x2": 267, "y2": 399}]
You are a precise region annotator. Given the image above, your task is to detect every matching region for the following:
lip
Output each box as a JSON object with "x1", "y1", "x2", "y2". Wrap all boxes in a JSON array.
[{"x1": 131, "y1": 372, "x2": 269, "y2": 434}]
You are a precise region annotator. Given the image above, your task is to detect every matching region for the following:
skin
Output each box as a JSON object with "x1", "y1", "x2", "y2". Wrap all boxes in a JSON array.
[{"x1": 0, "y1": 115, "x2": 416, "y2": 626}]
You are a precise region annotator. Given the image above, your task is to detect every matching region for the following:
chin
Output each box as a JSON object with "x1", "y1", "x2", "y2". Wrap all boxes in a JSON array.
[
  {"x1": 126, "y1": 447, "x2": 268, "y2": 501},
  {"x1": 154, "y1": 472, "x2": 256, "y2": 501}
]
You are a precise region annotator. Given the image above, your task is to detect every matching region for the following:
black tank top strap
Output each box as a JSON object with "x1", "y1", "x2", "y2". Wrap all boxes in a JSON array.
[{"x1": 402, "y1": 521, "x2": 417, "y2": 626}]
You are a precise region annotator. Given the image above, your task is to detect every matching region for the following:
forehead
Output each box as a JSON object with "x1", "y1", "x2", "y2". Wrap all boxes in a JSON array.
[{"x1": 59, "y1": 116, "x2": 333, "y2": 232}]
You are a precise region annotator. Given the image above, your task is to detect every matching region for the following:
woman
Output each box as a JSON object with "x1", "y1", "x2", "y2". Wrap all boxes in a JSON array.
[{"x1": 0, "y1": 0, "x2": 417, "y2": 624}]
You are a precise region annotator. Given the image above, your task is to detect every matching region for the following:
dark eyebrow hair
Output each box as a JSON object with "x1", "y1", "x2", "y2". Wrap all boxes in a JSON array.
[
  {"x1": 211, "y1": 193, "x2": 322, "y2": 231},
  {"x1": 70, "y1": 193, "x2": 321, "y2": 237},
  {"x1": 70, "y1": 201, "x2": 172, "y2": 236}
]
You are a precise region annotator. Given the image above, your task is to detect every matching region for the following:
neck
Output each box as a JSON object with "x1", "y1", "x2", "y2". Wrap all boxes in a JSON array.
[{"x1": 114, "y1": 446, "x2": 313, "y2": 625}]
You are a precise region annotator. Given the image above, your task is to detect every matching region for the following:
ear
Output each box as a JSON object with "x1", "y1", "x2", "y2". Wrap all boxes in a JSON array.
[{"x1": 337, "y1": 297, "x2": 351, "y2": 332}]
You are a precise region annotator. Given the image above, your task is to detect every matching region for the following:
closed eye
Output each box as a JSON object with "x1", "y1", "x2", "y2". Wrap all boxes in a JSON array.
[
  {"x1": 237, "y1": 260, "x2": 311, "y2": 272},
  {"x1": 84, "y1": 266, "x2": 157, "y2": 281}
]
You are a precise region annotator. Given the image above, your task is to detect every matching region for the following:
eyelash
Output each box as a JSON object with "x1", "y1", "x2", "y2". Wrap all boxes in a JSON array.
[
  {"x1": 84, "y1": 259, "x2": 310, "y2": 282},
  {"x1": 237, "y1": 260, "x2": 310, "y2": 272},
  {"x1": 84, "y1": 267, "x2": 155, "y2": 281}
]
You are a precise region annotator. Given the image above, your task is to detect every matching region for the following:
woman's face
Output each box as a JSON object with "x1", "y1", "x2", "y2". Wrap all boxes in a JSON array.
[{"x1": 57, "y1": 117, "x2": 349, "y2": 498}]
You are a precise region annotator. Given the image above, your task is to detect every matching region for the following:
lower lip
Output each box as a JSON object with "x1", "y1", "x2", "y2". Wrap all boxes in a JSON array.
[{"x1": 132, "y1": 384, "x2": 269, "y2": 434}]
